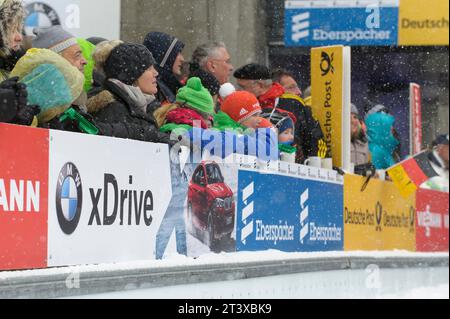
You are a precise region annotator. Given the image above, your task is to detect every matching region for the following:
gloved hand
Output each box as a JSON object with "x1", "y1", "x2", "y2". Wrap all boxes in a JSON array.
[
  {"x1": 0, "y1": 77, "x2": 23, "y2": 122},
  {"x1": 14, "y1": 104, "x2": 41, "y2": 126},
  {"x1": 0, "y1": 77, "x2": 41, "y2": 126},
  {"x1": 60, "y1": 118, "x2": 80, "y2": 132}
]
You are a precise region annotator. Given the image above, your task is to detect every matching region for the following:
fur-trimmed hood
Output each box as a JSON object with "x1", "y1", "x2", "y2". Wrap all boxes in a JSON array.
[
  {"x1": 86, "y1": 89, "x2": 116, "y2": 114},
  {"x1": 0, "y1": 0, "x2": 25, "y2": 54}
]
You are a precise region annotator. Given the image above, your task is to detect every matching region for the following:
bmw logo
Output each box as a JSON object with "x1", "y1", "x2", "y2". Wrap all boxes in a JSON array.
[
  {"x1": 24, "y1": 2, "x2": 61, "y2": 36},
  {"x1": 56, "y1": 163, "x2": 82, "y2": 235}
]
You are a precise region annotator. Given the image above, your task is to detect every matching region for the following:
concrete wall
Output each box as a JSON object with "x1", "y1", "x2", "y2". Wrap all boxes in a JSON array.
[{"x1": 121, "y1": 0, "x2": 267, "y2": 72}]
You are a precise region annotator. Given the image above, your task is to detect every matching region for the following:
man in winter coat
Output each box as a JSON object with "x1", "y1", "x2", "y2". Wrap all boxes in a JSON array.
[
  {"x1": 272, "y1": 68, "x2": 303, "y2": 97},
  {"x1": 234, "y1": 63, "x2": 328, "y2": 162},
  {"x1": 143, "y1": 32, "x2": 185, "y2": 105},
  {"x1": 87, "y1": 43, "x2": 172, "y2": 144},
  {"x1": 421, "y1": 134, "x2": 449, "y2": 192},
  {"x1": 32, "y1": 26, "x2": 87, "y2": 73},
  {"x1": 190, "y1": 42, "x2": 234, "y2": 85}
]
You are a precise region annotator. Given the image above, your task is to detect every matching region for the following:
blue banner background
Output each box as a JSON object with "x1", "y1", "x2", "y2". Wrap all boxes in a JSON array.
[
  {"x1": 285, "y1": 6, "x2": 399, "y2": 47},
  {"x1": 236, "y1": 170, "x2": 344, "y2": 252}
]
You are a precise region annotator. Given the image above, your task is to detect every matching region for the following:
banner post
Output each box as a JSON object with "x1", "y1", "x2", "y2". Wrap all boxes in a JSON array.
[
  {"x1": 410, "y1": 83, "x2": 423, "y2": 155},
  {"x1": 311, "y1": 46, "x2": 351, "y2": 170}
]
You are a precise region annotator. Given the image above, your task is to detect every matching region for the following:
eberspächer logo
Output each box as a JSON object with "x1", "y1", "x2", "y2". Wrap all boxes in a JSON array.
[{"x1": 56, "y1": 163, "x2": 82, "y2": 235}]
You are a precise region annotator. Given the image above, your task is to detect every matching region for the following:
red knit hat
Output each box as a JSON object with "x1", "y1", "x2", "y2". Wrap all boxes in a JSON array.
[{"x1": 221, "y1": 91, "x2": 262, "y2": 123}]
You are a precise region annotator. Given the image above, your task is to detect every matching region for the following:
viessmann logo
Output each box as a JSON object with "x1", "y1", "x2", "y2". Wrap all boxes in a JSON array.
[{"x1": 56, "y1": 163, "x2": 83, "y2": 235}]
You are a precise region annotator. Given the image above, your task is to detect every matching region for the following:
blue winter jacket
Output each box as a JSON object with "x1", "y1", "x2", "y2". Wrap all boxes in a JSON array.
[{"x1": 366, "y1": 112, "x2": 400, "y2": 169}]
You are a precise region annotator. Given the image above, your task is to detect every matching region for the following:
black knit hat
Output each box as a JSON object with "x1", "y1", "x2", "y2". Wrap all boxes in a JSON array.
[
  {"x1": 234, "y1": 63, "x2": 271, "y2": 80},
  {"x1": 143, "y1": 32, "x2": 185, "y2": 72},
  {"x1": 104, "y1": 43, "x2": 156, "y2": 85},
  {"x1": 189, "y1": 69, "x2": 220, "y2": 96}
]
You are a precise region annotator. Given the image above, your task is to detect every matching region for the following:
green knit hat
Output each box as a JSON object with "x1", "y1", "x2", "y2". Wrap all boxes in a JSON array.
[
  {"x1": 176, "y1": 77, "x2": 214, "y2": 115},
  {"x1": 77, "y1": 38, "x2": 96, "y2": 92}
]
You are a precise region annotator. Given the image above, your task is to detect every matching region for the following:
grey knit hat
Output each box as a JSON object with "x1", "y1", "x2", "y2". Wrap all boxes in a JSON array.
[
  {"x1": 351, "y1": 103, "x2": 359, "y2": 115},
  {"x1": 32, "y1": 26, "x2": 78, "y2": 53}
]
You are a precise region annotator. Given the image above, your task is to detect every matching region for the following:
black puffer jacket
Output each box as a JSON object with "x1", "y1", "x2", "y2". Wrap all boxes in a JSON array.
[{"x1": 87, "y1": 79, "x2": 173, "y2": 145}]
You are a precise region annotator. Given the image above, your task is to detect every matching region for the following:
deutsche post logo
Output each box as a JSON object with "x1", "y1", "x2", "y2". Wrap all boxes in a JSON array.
[
  {"x1": 375, "y1": 202, "x2": 383, "y2": 232},
  {"x1": 320, "y1": 52, "x2": 335, "y2": 76}
]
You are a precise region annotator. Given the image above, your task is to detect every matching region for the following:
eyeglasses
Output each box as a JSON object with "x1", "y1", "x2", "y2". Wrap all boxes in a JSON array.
[{"x1": 211, "y1": 59, "x2": 232, "y2": 65}]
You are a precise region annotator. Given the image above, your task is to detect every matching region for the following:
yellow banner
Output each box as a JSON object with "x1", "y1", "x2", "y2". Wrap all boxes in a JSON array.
[
  {"x1": 344, "y1": 175, "x2": 416, "y2": 251},
  {"x1": 399, "y1": 0, "x2": 449, "y2": 46},
  {"x1": 311, "y1": 46, "x2": 344, "y2": 167}
]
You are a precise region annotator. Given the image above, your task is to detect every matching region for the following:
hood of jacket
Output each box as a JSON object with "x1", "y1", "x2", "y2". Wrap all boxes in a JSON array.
[
  {"x1": 11, "y1": 48, "x2": 84, "y2": 123},
  {"x1": 87, "y1": 79, "x2": 155, "y2": 122},
  {"x1": 213, "y1": 111, "x2": 246, "y2": 134},
  {"x1": 366, "y1": 112, "x2": 399, "y2": 154},
  {"x1": 143, "y1": 32, "x2": 185, "y2": 96},
  {"x1": 0, "y1": 0, "x2": 24, "y2": 55}
]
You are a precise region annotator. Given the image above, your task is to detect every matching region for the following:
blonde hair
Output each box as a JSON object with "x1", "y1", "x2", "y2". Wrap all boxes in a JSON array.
[{"x1": 92, "y1": 40, "x2": 123, "y2": 75}]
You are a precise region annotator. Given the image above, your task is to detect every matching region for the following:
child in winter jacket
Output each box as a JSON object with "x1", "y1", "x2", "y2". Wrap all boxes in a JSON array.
[{"x1": 261, "y1": 108, "x2": 297, "y2": 162}]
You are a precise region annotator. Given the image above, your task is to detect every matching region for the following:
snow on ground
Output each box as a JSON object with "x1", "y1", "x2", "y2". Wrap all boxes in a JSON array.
[{"x1": 381, "y1": 284, "x2": 449, "y2": 299}]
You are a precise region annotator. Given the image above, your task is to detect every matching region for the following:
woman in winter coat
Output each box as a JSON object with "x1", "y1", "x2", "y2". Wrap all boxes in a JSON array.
[
  {"x1": 351, "y1": 104, "x2": 370, "y2": 166},
  {"x1": 87, "y1": 43, "x2": 172, "y2": 144},
  {"x1": 0, "y1": 0, "x2": 39, "y2": 125},
  {"x1": 0, "y1": 0, "x2": 24, "y2": 82}
]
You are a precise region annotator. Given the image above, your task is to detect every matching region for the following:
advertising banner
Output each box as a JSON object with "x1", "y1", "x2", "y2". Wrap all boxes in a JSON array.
[
  {"x1": 47, "y1": 130, "x2": 172, "y2": 266},
  {"x1": 410, "y1": 83, "x2": 423, "y2": 155},
  {"x1": 236, "y1": 168, "x2": 344, "y2": 253},
  {"x1": 399, "y1": 0, "x2": 449, "y2": 46},
  {"x1": 344, "y1": 174, "x2": 416, "y2": 251},
  {"x1": 0, "y1": 124, "x2": 49, "y2": 271},
  {"x1": 285, "y1": 0, "x2": 399, "y2": 47},
  {"x1": 311, "y1": 45, "x2": 351, "y2": 169},
  {"x1": 155, "y1": 151, "x2": 242, "y2": 259},
  {"x1": 415, "y1": 189, "x2": 449, "y2": 252},
  {"x1": 23, "y1": 0, "x2": 121, "y2": 40}
]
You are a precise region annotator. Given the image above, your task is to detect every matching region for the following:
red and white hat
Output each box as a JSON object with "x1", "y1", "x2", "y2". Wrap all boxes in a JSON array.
[{"x1": 221, "y1": 91, "x2": 261, "y2": 123}]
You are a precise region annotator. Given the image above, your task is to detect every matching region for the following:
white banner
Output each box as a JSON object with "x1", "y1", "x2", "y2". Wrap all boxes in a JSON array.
[
  {"x1": 47, "y1": 131, "x2": 172, "y2": 267},
  {"x1": 23, "y1": 0, "x2": 121, "y2": 40}
]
